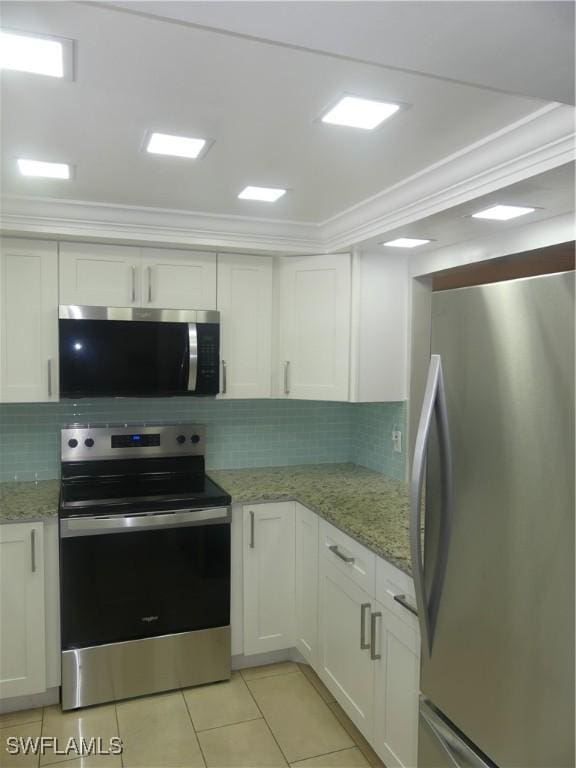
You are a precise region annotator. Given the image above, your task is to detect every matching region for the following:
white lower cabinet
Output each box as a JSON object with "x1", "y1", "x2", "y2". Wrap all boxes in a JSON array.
[
  {"x1": 241, "y1": 501, "x2": 419, "y2": 765},
  {"x1": 372, "y1": 602, "x2": 420, "y2": 768},
  {"x1": 0, "y1": 523, "x2": 46, "y2": 698},
  {"x1": 295, "y1": 503, "x2": 319, "y2": 666},
  {"x1": 243, "y1": 503, "x2": 295, "y2": 655},
  {"x1": 317, "y1": 557, "x2": 375, "y2": 738}
]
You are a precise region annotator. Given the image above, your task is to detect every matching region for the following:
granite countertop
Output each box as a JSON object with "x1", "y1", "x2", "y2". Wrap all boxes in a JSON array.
[
  {"x1": 210, "y1": 464, "x2": 412, "y2": 575},
  {"x1": 0, "y1": 464, "x2": 412, "y2": 575},
  {"x1": 0, "y1": 480, "x2": 60, "y2": 523}
]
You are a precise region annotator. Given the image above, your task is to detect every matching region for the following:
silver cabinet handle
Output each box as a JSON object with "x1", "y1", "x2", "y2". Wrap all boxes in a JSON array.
[
  {"x1": 249, "y1": 510, "x2": 255, "y2": 549},
  {"x1": 283, "y1": 360, "x2": 290, "y2": 395},
  {"x1": 131, "y1": 265, "x2": 136, "y2": 303},
  {"x1": 394, "y1": 594, "x2": 418, "y2": 617},
  {"x1": 47, "y1": 359, "x2": 53, "y2": 398},
  {"x1": 147, "y1": 266, "x2": 152, "y2": 303},
  {"x1": 329, "y1": 544, "x2": 354, "y2": 564},
  {"x1": 360, "y1": 602, "x2": 371, "y2": 650},
  {"x1": 222, "y1": 360, "x2": 227, "y2": 395},
  {"x1": 30, "y1": 529, "x2": 36, "y2": 573},
  {"x1": 410, "y1": 353, "x2": 453, "y2": 655},
  {"x1": 370, "y1": 612, "x2": 382, "y2": 660}
]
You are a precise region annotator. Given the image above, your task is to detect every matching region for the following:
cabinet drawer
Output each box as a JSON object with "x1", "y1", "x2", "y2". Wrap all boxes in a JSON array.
[
  {"x1": 319, "y1": 520, "x2": 375, "y2": 597},
  {"x1": 375, "y1": 556, "x2": 419, "y2": 632}
]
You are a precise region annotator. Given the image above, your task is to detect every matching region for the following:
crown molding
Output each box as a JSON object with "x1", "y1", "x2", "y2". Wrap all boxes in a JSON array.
[
  {"x1": 1, "y1": 104, "x2": 574, "y2": 254},
  {"x1": 319, "y1": 103, "x2": 576, "y2": 251},
  {"x1": 0, "y1": 196, "x2": 321, "y2": 254}
]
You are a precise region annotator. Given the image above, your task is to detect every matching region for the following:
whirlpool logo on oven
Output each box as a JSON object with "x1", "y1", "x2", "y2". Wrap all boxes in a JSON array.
[{"x1": 141, "y1": 615, "x2": 159, "y2": 623}]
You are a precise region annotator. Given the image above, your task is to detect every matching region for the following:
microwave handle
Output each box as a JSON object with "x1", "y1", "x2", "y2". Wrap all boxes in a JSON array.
[{"x1": 187, "y1": 322, "x2": 198, "y2": 392}]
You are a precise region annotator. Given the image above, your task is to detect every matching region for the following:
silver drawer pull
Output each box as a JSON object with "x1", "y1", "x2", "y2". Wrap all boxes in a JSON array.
[
  {"x1": 360, "y1": 602, "x2": 371, "y2": 650},
  {"x1": 329, "y1": 544, "x2": 354, "y2": 564},
  {"x1": 249, "y1": 510, "x2": 255, "y2": 549},
  {"x1": 370, "y1": 612, "x2": 382, "y2": 660},
  {"x1": 30, "y1": 529, "x2": 36, "y2": 572},
  {"x1": 394, "y1": 594, "x2": 419, "y2": 617}
]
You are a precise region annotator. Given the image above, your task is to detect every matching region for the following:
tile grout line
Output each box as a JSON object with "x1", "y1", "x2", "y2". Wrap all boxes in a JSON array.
[
  {"x1": 113, "y1": 701, "x2": 123, "y2": 768},
  {"x1": 241, "y1": 669, "x2": 294, "y2": 766},
  {"x1": 181, "y1": 689, "x2": 208, "y2": 768}
]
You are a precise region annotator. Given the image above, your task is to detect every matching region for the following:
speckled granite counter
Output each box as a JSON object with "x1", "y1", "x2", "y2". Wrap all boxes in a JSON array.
[
  {"x1": 210, "y1": 464, "x2": 412, "y2": 575},
  {"x1": 0, "y1": 465, "x2": 412, "y2": 575},
  {"x1": 0, "y1": 480, "x2": 60, "y2": 523}
]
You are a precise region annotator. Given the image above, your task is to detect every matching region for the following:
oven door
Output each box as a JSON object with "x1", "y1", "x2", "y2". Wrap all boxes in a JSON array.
[{"x1": 60, "y1": 508, "x2": 231, "y2": 650}]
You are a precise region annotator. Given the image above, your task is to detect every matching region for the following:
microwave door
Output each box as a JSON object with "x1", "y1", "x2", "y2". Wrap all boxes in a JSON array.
[{"x1": 187, "y1": 322, "x2": 198, "y2": 393}]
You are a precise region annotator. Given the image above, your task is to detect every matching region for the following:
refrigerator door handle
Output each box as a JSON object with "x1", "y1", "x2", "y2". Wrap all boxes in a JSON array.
[
  {"x1": 410, "y1": 354, "x2": 454, "y2": 655},
  {"x1": 420, "y1": 700, "x2": 494, "y2": 768}
]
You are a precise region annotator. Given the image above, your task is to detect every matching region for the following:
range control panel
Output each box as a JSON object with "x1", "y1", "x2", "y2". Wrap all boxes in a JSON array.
[{"x1": 61, "y1": 424, "x2": 206, "y2": 462}]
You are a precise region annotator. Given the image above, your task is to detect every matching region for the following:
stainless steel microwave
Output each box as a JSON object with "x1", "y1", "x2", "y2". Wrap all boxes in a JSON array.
[{"x1": 59, "y1": 306, "x2": 220, "y2": 398}]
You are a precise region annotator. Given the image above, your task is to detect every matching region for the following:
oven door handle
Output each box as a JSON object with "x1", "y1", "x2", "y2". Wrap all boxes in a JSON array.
[{"x1": 60, "y1": 507, "x2": 231, "y2": 538}]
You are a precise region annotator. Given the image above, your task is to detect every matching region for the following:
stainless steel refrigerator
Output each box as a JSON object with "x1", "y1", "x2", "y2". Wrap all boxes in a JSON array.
[{"x1": 411, "y1": 270, "x2": 574, "y2": 768}]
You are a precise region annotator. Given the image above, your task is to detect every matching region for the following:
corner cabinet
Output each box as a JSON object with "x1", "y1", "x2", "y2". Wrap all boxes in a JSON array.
[
  {"x1": 0, "y1": 522, "x2": 46, "y2": 698},
  {"x1": 243, "y1": 503, "x2": 296, "y2": 655},
  {"x1": 0, "y1": 239, "x2": 59, "y2": 403},
  {"x1": 59, "y1": 242, "x2": 217, "y2": 309},
  {"x1": 295, "y1": 503, "x2": 319, "y2": 666},
  {"x1": 277, "y1": 254, "x2": 351, "y2": 401},
  {"x1": 217, "y1": 254, "x2": 273, "y2": 398}
]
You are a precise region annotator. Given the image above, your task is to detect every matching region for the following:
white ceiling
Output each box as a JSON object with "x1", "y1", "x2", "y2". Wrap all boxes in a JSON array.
[
  {"x1": 106, "y1": 1, "x2": 576, "y2": 105},
  {"x1": 0, "y1": 1, "x2": 554, "y2": 224}
]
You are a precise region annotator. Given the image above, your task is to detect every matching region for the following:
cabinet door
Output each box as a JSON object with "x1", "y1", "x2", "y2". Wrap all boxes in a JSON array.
[
  {"x1": 295, "y1": 504, "x2": 319, "y2": 666},
  {"x1": 0, "y1": 523, "x2": 46, "y2": 698},
  {"x1": 217, "y1": 254, "x2": 273, "y2": 398},
  {"x1": 60, "y1": 242, "x2": 141, "y2": 307},
  {"x1": 278, "y1": 254, "x2": 351, "y2": 401},
  {"x1": 0, "y1": 239, "x2": 59, "y2": 403},
  {"x1": 243, "y1": 503, "x2": 295, "y2": 655},
  {"x1": 373, "y1": 602, "x2": 420, "y2": 768},
  {"x1": 142, "y1": 249, "x2": 216, "y2": 310},
  {"x1": 317, "y1": 557, "x2": 374, "y2": 739}
]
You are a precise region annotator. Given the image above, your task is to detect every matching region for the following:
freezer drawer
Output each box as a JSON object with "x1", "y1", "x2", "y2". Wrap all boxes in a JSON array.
[{"x1": 419, "y1": 700, "x2": 494, "y2": 768}]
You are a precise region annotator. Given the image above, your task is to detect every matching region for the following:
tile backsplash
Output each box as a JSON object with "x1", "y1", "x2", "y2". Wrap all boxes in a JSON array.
[{"x1": 0, "y1": 399, "x2": 407, "y2": 482}]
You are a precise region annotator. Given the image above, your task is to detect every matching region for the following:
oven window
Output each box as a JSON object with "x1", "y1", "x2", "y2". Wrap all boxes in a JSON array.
[
  {"x1": 60, "y1": 523, "x2": 230, "y2": 649},
  {"x1": 59, "y1": 319, "x2": 188, "y2": 397}
]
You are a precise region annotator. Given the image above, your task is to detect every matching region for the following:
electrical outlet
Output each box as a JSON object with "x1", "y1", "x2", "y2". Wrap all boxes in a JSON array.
[{"x1": 392, "y1": 430, "x2": 402, "y2": 453}]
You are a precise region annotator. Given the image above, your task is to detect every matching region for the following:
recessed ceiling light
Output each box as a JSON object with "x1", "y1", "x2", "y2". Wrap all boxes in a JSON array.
[
  {"x1": 146, "y1": 132, "x2": 208, "y2": 159},
  {"x1": 471, "y1": 205, "x2": 536, "y2": 221},
  {"x1": 17, "y1": 159, "x2": 70, "y2": 179},
  {"x1": 382, "y1": 238, "x2": 432, "y2": 249},
  {"x1": 0, "y1": 30, "x2": 66, "y2": 77},
  {"x1": 321, "y1": 96, "x2": 400, "y2": 130},
  {"x1": 238, "y1": 186, "x2": 287, "y2": 202}
]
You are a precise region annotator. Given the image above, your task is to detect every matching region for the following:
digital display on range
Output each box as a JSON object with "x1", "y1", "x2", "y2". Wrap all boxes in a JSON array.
[{"x1": 111, "y1": 434, "x2": 161, "y2": 448}]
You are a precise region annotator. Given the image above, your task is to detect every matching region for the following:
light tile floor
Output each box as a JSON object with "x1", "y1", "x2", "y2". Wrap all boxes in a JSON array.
[{"x1": 0, "y1": 663, "x2": 385, "y2": 768}]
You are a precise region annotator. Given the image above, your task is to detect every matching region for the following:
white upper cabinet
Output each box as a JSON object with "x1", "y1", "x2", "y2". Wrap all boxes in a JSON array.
[
  {"x1": 141, "y1": 249, "x2": 216, "y2": 310},
  {"x1": 59, "y1": 242, "x2": 141, "y2": 307},
  {"x1": 217, "y1": 254, "x2": 273, "y2": 398},
  {"x1": 349, "y1": 251, "x2": 408, "y2": 402},
  {"x1": 59, "y1": 243, "x2": 217, "y2": 309},
  {"x1": 0, "y1": 238, "x2": 59, "y2": 403},
  {"x1": 278, "y1": 254, "x2": 351, "y2": 401},
  {"x1": 0, "y1": 522, "x2": 46, "y2": 699}
]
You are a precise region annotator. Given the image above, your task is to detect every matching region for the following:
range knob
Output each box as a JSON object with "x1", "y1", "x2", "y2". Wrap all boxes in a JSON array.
[
  {"x1": 190, "y1": 434, "x2": 200, "y2": 444},
  {"x1": 176, "y1": 434, "x2": 186, "y2": 445},
  {"x1": 68, "y1": 438, "x2": 78, "y2": 448},
  {"x1": 84, "y1": 438, "x2": 95, "y2": 448}
]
